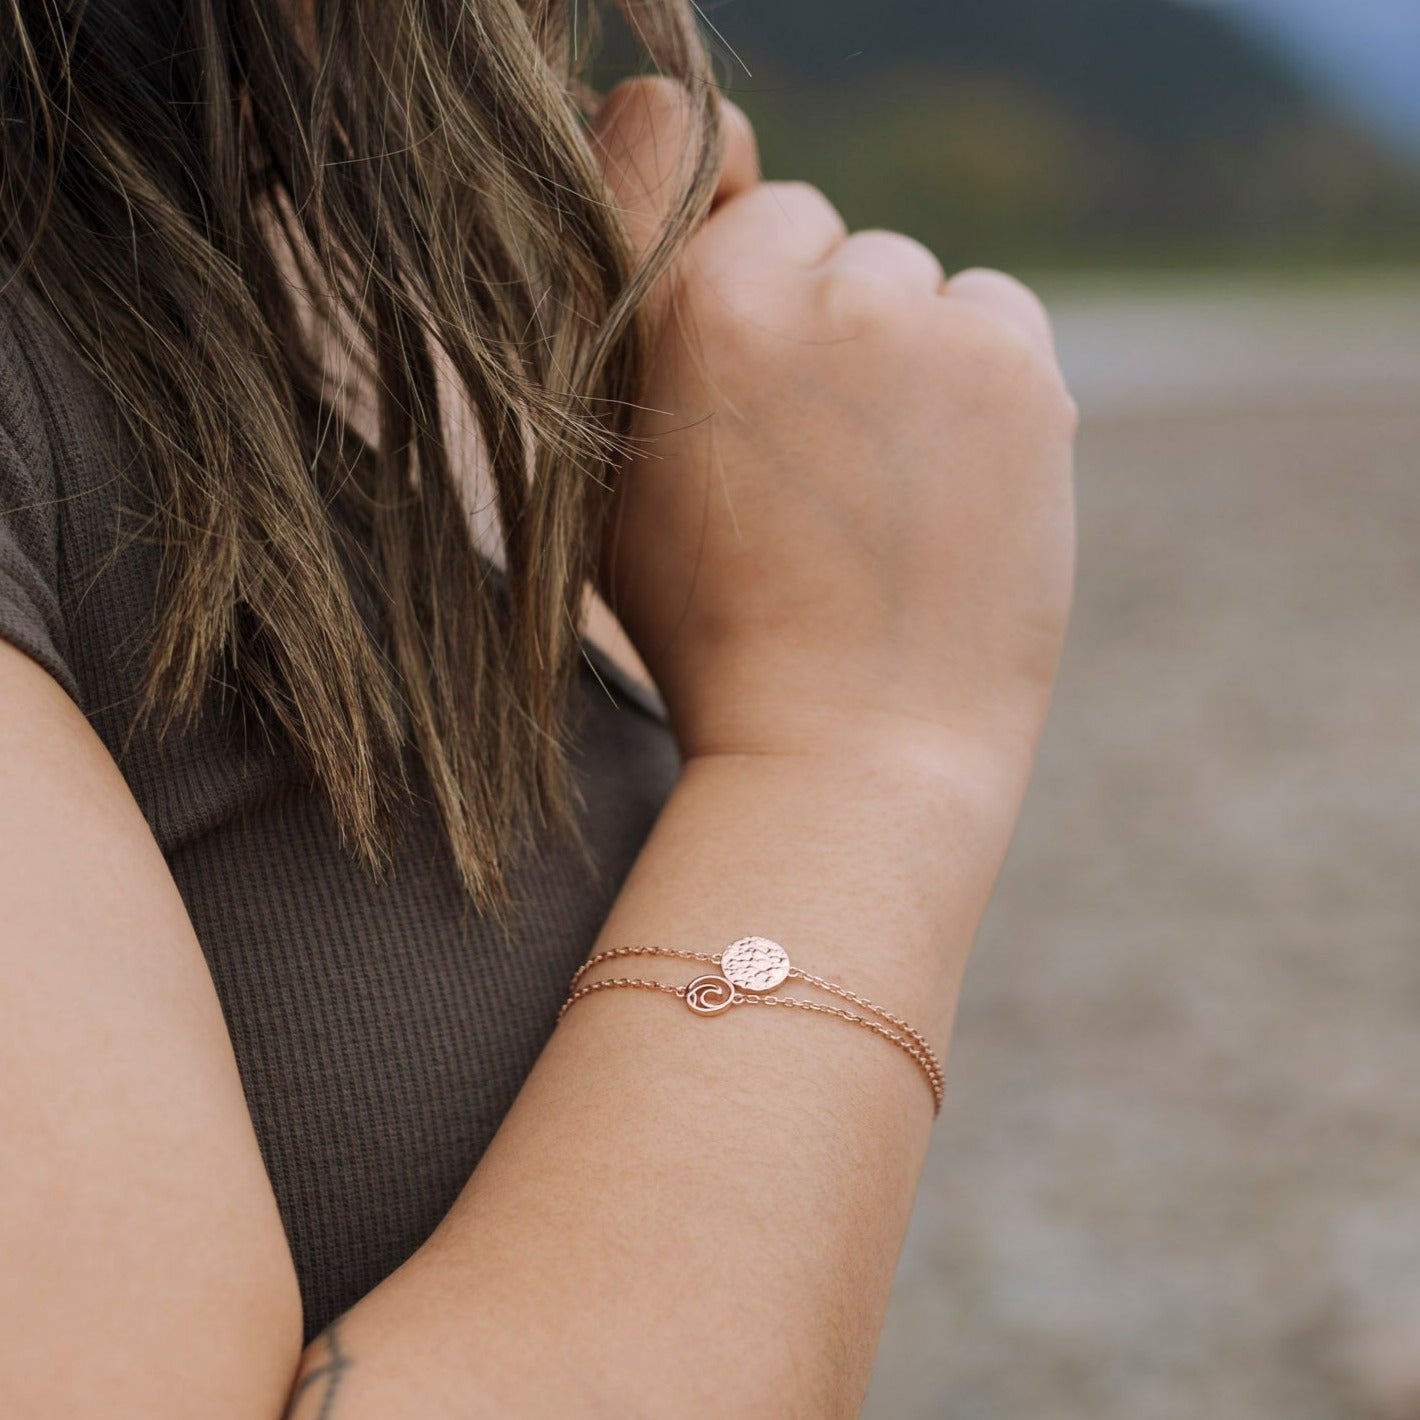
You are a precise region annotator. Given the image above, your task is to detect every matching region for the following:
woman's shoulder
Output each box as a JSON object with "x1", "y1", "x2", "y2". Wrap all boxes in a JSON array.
[
  {"x1": 0, "y1": 269, "x2": 280, "y2": 852},
  {"x1": 0, "y1": 265, "x2": 107, "y2": 450},
  {"x1": 0, "y1": 270, "x2": 99, "y2": 706},
  {"x1": 0, "y1": 266, "x2": 136, "y2": 568}
]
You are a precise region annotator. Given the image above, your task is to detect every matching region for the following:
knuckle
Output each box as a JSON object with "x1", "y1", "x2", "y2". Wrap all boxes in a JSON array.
[
  {"x1": 818, "y1": 261, "x2": 899, "y2": 328},
  {"x1": 606, "y1": 74, "x2": 685, "y2": 115},
  {"x1": 592, "y1": 77, "x2": 695, "y2": 161},
  {"x1": 767, "y1": 177, "x2": 823, "y2": 202},
  {"x1": 717, "y1": 96, "x2": 756, "y2": 145},
  {"x1": 948, "y1": 308, "x2": 1060, "y2": 410},
  {"x1": 765, "y1": 178, "x2": 842, "y2": 223},
  {"x1": 765, "y1": 181, "x2": 840, "y2": 238},
  {"x1": 967, "y1": 305, "x2": 1037, "y2": 367},
  {"x1": 950, "y1": 267, "x2": 1056, "y2": 344},
  {"x1": 733, "y1": 180, "x2": 847, "y2": 259},
  {"x1": 850, "y1": 227, "x2": 938, "y2": 265},
  {"x1": 955, "y1": 264, "x2": 1049, "y2": 314}
]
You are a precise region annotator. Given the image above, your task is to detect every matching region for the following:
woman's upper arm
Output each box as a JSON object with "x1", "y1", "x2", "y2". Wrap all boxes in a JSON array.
[{"x1": 0, "y1": 638, "x2": 303, "y2": 1418}]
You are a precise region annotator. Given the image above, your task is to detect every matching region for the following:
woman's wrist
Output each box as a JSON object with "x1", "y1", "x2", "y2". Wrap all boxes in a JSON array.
[
  {"x1": 657, "y1": 652, "x2": 1049, "y2": 827},
  {"x1": 608, "y1": 733, "x2": 1028, "y2": 1054},
  {"x1": 677, "y1": 721, "x2": 1032, "y2": 877}
]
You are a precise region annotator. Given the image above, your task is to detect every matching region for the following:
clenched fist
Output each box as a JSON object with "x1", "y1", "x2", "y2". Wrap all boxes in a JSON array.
[{"x1": 589, "y1": 78, "x2": 1077, "y2": 790}]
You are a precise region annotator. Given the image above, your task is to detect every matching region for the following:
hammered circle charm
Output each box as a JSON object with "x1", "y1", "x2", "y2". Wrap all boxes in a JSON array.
[
  {"x1": 719, "y1": 936, "x2": 792, "y2": 992},
  {"x1": 684, "y1": 974, "x2": 737, "y2": 1014}
]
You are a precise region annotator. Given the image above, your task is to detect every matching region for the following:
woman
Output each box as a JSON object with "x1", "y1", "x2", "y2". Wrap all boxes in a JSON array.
[{"x1": 0, "y1": 2, "x2": 1075, "y2": 1416}]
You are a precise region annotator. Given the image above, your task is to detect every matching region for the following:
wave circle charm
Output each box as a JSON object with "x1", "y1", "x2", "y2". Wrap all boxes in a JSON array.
[
  {"x1": 719, "y1": 936, "x2": 792, "y2": 992},
  {"x1": 684, "y1": 974, "x2": 737, "y2": 1015}
]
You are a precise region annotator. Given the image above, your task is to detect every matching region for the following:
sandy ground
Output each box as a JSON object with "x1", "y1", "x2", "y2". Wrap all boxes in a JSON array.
[{"x1": 861, "y1": 278, "x2": 1420, "y2": 1420}]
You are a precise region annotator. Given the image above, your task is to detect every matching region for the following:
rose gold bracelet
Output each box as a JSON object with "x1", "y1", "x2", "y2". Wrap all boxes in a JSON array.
[{"x1": 557, "y1": 936, "x2": 944, "y2": 1117}]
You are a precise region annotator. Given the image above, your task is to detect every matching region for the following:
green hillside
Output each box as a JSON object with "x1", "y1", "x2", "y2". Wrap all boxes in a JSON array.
[
  {"x1": 602, "y1": 0, "x2": 1420, "y2": 270},
  {"x1": 713, "y1": 0, "x2": 1308, "y2": 142}
]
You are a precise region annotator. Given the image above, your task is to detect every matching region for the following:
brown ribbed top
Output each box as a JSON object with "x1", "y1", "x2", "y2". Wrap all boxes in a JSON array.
[{"x1": 0, "y1": 277, "x2": 680, "y2": 1341}]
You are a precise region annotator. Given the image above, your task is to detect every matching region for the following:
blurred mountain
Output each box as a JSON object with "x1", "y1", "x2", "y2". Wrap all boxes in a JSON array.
[
  {"x1": 673, "y1": 0, "x2": 1420, "y2": 270},
  {"x1": 716, "y1": 0, "x2": 1309, "y2": 144}
]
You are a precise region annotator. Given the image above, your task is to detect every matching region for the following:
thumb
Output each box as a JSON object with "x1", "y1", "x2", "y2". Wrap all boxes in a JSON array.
[{"x1": 587, "y1": 77, "x2": 760, "y2": 264}]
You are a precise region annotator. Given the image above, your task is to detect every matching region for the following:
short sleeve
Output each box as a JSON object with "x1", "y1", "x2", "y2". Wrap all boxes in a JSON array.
[{"x1": 0, "y1": 317, "x2": 82, "y2": 705}]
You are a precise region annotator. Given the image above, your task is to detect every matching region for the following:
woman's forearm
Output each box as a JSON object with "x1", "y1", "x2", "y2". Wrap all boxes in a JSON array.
[{"x1": 286, "y1": 738, "x2": 1027, "y2": 1419}]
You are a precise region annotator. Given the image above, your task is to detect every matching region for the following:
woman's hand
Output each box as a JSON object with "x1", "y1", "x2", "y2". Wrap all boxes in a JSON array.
[{"x1": 590, "y1": 80, "x2": 1077, "y2": 788}]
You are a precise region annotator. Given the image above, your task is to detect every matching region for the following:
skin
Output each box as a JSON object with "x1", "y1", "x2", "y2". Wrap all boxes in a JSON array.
[{"x1": 0, "y1": 77, "x2": 1075, "y2": 1419}]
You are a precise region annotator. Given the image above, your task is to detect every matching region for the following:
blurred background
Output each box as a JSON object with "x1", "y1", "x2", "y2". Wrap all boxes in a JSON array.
[{"x1": 632, "y1": 2, "x2": 1420, "y2": 1416}]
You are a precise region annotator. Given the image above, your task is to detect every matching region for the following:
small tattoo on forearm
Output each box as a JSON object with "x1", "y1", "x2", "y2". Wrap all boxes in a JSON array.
[{"x1": 283, "y1": 1319, "x2": 352, "y2": 1420}]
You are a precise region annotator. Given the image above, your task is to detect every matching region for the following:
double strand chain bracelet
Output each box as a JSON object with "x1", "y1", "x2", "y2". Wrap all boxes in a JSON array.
[{"x1": 557, "y1": 936, "x2": 944, "y2": 1116}]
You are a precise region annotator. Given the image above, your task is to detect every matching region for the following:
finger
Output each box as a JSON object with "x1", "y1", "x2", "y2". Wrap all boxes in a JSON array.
[
  {"x1": 709, "y1": 97, "x2": 760, "y2": 213},
  {"x1": 942, "y1": 267, "x2": 1056, "y2": 354},
  {"x1": 587, "y1": 76, "x2": 704, "y2": 260},
  {"x1": 700, "y1": 179, "x2": 848, "y2": 268},
  {"x1": 826, "y1": 228, "x2": 946, "y2": 293}
]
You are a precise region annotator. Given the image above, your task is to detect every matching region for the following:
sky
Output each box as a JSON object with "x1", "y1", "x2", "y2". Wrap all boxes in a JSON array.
[{"x1": 1211, "y1": 0, "x2": 1420, "y2": 155}]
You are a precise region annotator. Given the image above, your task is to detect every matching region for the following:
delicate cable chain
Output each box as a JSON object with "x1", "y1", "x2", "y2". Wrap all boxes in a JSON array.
[
  {"x1": 558, "y1": 944, "x2": 943, "y2": 1116},
  {"x1": 556, "y1": 975, "x2": 686, "y2": 1010},
  {"x1": 567, "y1": 944, "x2": 944, "y2": 1100},
  {"x1": 788, "y1": 965, "x2": 942, "y2": 1092},
  {"x1": 734, "y1": 991, "x2": 944, "y2": 1115},
  {"x1": 564, "y1": 944, "x2": 720, "y2": 992}
]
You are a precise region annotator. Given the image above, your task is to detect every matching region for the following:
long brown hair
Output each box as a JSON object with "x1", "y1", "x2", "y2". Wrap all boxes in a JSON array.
[{"x1": 0, "y1": 0, "x2": 721, "y2": 917}]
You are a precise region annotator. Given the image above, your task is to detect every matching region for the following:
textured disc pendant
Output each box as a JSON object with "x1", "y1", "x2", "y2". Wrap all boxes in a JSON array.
[{"x1": 719, "y1": 936, "x2": 792, "y2": 992}]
